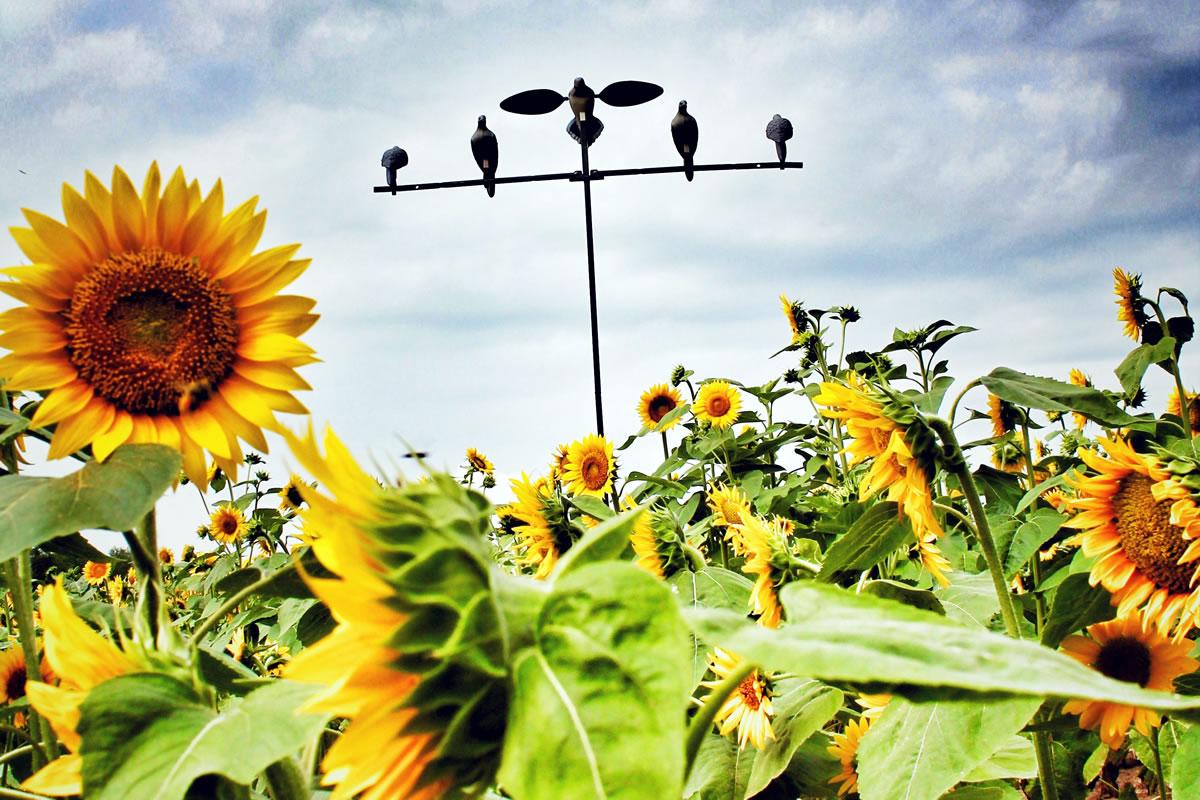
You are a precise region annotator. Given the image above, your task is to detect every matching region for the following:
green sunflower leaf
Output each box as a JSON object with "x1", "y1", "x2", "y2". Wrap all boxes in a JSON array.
[
  {"x1": 1040, "y1": 572, "x2": 1115, "y2": 649},
  {"x1": 856, "y1": 696, "x2": 1040, "y2": 800},
  {"x1": 817, "y1": 502, "x2": 911, "y2": 580},
  {"x1": 499, "y1": 562, "x2": 691, "y2": 800},
  {"x1": 1171, "y1": 723, "x2": 1200, "y2": 799},
  {"x1": 685, "y1": 582, "x2": 1200, "y2": 716},
  {"x1": 78, "y1": 675, "x2": 328, "y2": 800},
  {"x1": 551, "y1": 503, "x2": 641, "y2": 579},
  {"x1": 979, "y1": 367, "x2": 1141, "y2": 428},
  {"x1": 744, "y1": 678, "x2": 843, "y2": 797},
  {"x1": 671, "y1": 567, "x2": 754, "y2": 687},
  {"x1": 0, "y1": 443, "x2": 180, "y2": 562},
  {"x1": 1114, "y1": 336, "x2": 1176, "y2": 397}
]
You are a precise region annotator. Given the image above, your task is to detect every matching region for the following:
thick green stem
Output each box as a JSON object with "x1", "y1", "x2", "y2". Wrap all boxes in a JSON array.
[
  {"x1": 929, "y1": 418, "x2": 1021, "y2": 639},
  {"x1": 263, "y1": 757, "x2": 310, "y2": 800},
  {"x1": 1151, "y1": 723, "x2": 1167, "y2": 800},
  {"x1": 190, "y1": 560, "x2": 299, "y2": 645},
  {"x1": 2, "y1": 559, "x2": 50, "y2": 767},
  {"x1": 947, "y1": 378, "x2": 982, "y2": 427},
  {"x1": 683, "y1": 658, "x2": 756, "y2": 781},
  {"x1": 1033, "y1": 730, "x2": 1059, "y2": 800},
  {"x1": 123, "y1": 508, "x2": 164, "y2": 642}
]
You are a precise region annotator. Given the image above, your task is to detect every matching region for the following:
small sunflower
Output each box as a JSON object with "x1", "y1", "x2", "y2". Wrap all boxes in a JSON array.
[
  {"x1": 1069, "y1": 369, "x2": 1093, "y2": 429},
  {"x1": 22, "y1": 579, "x2": 139, "y2": 796},
  {"x1": 1113, "y1": 267, "x2": 1147, "y2": 341},
  {"x1": 708, "y1": 484, "x2": 751, "y2": 530},
  {"x1": 279, "y1": 474, "x2": 307, "y2": 512},
  {"x1": 637, "y1": 383, "x2": 683, "y2": 430},
  {"x1": 700, "y1": 648, "x2": 775, "y2": 751},
  {"x1": 549, "y1": 442, "x2": 570, "y2": 481},
  {"x1": 503, "y1": 473, "x2": 573, "y2": 579},
  {"x1": 157, "y1": 547, "x2": 173, "y2": 565},
  {"x1": 915, "y1": 533, "x2": 952, "y2": 588},
  {"x1": 82, "y1": 560, "x2": 110, "y2": 586},
  {"x1": 828, "y1": 717, "x2": 871, "y2": 797},
  {"x1": 855, "y1": 692, "x2": 891, "y2": 720},
  {"x1": 0, "y1": 164, "x2": 317, "y2": 486},
  {"x1": 0, "y1": 644, "x2": 53, "y2": 725},
  {"x1": 730, "y1": 514, "x2": 792, "y2": 628},
  {"x1": 629, "y1": 505, "x2": 665, "y2": 579},
  {"x1": 1064, "y1": 436, "x2": 1200, "y2": 639},
  {"x1": 779, "y1": 293, "x2": 805, "y2": 343},
  {"x1": 1061, "y1": 611, "x2": 1198, "y2": 749},
  {"x1": 209, "y1": 503, "x2": 247, "y2": 544},
  {"x1": 465, "y1": 447, "x2": 494, "y2": 474},
  {"x1": 1168, "y1": 388, "x2": 1200, "y2": 435},
  {"x1": 106, "y1": 575, "x2": 125, "y2": 606},
  {"x1": 561, "y1": 434, "x2": 615, "y2": 497},
  {"x1": 987, "y1": 393, "x2": 1019, "y2": 438},
  {"x1": 991, "y1": 441, "x2": 1027, "y2": 474},
  {"x1": 692, "y1": 380, "x2": 741, "y2": 429}
]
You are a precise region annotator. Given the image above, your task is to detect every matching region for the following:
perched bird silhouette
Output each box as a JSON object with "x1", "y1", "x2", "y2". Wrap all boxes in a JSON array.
[
  {"x1": 380, "y1": 146, "x2": 408, "y2": 188},
  {"x1": 567, "y1": 78, "x2": 604, "y2": 145},
  {"x1": 765, "y1": 114, "x2": 793, "y2": 168},
  {"x1": 470, "y1": 115, "x2": 499, "y2": 197},
  {"x1": 671, "y1": 100, "x2": 698, "y2": 181}
]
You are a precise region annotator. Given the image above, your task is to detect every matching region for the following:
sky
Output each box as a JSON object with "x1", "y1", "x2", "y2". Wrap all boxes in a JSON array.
[{"x1": 1, "y1": 0, "x2": 1197, "y2": 550}]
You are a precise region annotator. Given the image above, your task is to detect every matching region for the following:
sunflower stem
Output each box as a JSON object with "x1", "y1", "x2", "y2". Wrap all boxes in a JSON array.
[
  {"x1": 1033, "y1": 729, "x2": 1060, "y2": 800},
  {"x1": 189, "y1": 560, "x2": 299, "y2": 646},
  {"x1": 947, "y1": 378, "x2": 982, "y2": 427},
  {"x1": 683, "y1": 658, "x2": 757, "y2": 782},
  {"x1": 1151, "y1": 722, "x2": 1167, "y2": 800},
  {"x1": 2, "y1": 558, "x2": 50, "y2": 768},
  {"x1": 660, "y1": 431, "x2": 670, "y2": 462},
  {"x1": 1148, "y1": 300, "x2": 1192, "y2": 437},
  {"x1": 929, "y1": 417, "x2": 1021, "y2": 639},
  {"x1": 263, "y1": 756, "x2": 309, "y2": 800}
]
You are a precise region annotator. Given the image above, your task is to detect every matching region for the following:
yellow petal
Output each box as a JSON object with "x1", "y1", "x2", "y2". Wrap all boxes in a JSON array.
[
  {"x1": 141, "y1": 161, "x2": 161, "y2": 246},
  {"x1": 22, "y1": 209, "x2": 91, "y2": 274},
  {"x1": 22, "y1": 752, "x2": 83, "y2": 796},
  {"x1": 0, "y1": 279, "x2": 65, "y2": 313},
  {"x1": 92, "y1": 411, "x2": 134, "y2": 461},
  {"x1": 83, "y1": 170, "x2": 117, "y2": 248},
  {"x1": 111, "y1": 165, "x2": 146, "y2": 251},
  {"x1": 179, "y1": 429, "x2": 208, "y2": 486},
  {"x1": 41, "y1": 580, "x2": 137, "y2": 689},
  {"x1": 157, "y1": 167, "x2": 189, "y2": 250},
  {"x1": 180, "y1": 179, "x2": 224, "y2": 254},
  {"x1": 211, "y1": 210, "x2": 266, "y2": 279},
  {"x1": 235, "y1": 258, "x2": 311, "y2": 306},
  {"x1": 180, "y1": 407, "x2": 233, "y2": 459},
  {"x1": 61, "y1": 183, "x2": 110, "y2": 261},
  {"x1": 233, "y1": 359, "x2": 312, "y2": 391},
  {"x1": 7, "y1": 358, "x2": 77, "y2": 391},
  {"x1": 218, "y1": 376, "x2": 281, "y2": 431},
  {"x1": 47, "y1": 399, "x2": 115, "y2": 459},
  {"x1": 240, "y1": 332, "x2": 316, "y2": 362},
  {"x1": 205, "y1": 391, "x2": 270, "y2": 452},
  {"x1": 31, "y1": 381, "x2": 94, "y2": 428},
  {"x1": 9, "y1": 226, "x2": 56, "y2": 264},
  {"x1": 221, "y1": 243, "x2": 302, "y2": 293}
]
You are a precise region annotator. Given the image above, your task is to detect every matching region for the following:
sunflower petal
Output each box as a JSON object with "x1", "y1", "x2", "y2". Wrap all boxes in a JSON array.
[
  {"x1": 111, "y1": 165, "x2": 146, "y2": 251},
  {"x1": 92, "y1": 412, "x2": 134, "y2": 462},
  {"x1": 31, "y1": 382, "x2": 94, "y2": 428}
]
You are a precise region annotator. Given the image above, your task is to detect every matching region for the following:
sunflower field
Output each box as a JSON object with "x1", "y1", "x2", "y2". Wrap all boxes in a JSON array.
[{"x1": 0, "y1": 163, "x2": 1198, "y2": 800}]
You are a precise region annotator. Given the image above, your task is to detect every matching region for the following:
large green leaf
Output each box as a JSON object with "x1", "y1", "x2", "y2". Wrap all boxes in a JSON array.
[
  {"x1": 0, "y1": 444, "x2": 180, "y2": 561},
  {"x1": 1114, "y1": 337, "x2": 1176, "y2": 397},
  {"x1": 961, "y1": 735, "x2": 1037, "y2": 782},
  {"x1": 1000, "y1": 508, "x2": 1065, "y2": 579},
  {"x1": 817, "y1": 502, "x2": 911, "y2": 580},
  {"x1": 1040, "y1": 572, "x2": 1114, "y2": 649},
  {"x1": 857, "y1": 696, "x2": 1040, "y2": 800},
  {"x1": 934, "y1": 571, "x2": 999, "y2": 628},
  {"x1": 744, "y1": 678, "x2": 843, "y2": 797},
  {"x1": 498, "y1": 562, "x2": 691, "y2": 800},
  {"x1": 78, "y1": 675, "x2": 328, "y2": 799},
  {"x1": 671, "y1": 567, "x2": 754, "y2": 687},
  {"x1": 551, "y1": 505, "x2": 641, "y2": 579},
  {"x1": 1173, "y1": 723, "x2": 1200, "y2": 799},
  {"x1": 979, "y1": 367, "x2": 1139, "y2": 427},
  {"x1": 682, "y1": 733, "x2": 754, "y2": 800},
  {"x1": 686, "y1": 582, "x2": 1200, "y2": 714}
]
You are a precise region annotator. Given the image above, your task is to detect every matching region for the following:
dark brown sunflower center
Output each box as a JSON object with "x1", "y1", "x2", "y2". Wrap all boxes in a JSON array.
[
  {"x1": 284, "y1": 485, "x2": 304, "y2": 508},
  {"x1": 648, "y1": 395, "x2": 676, "y2": 422},
  {"x1": 738, "y1": 674, "x2": 761, "y2": 710},
  {"x1": 219, "y1": 515, "x2": 239, "y2": 535},
  {"x1": 1094, "y1": 636, "x2": 1152, "y2": 686},
  {"x1": 1113, "y1": 473, "x2": 1193, "y2": 594},
  {"x1": 707, "y1": 395, "x2": 731, "y2": 417},
  {"x1": 5, "y1": 663, "x2": 27, "y2": 700},
  {"x1": 581, "y1": 455, "x2": 608, "y2": 489},
  {"x1": 64, "y1": 249, "x2": 239, "y2": 415}
]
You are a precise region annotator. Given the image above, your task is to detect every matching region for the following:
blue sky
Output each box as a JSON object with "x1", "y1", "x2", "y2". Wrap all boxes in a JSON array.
[{"x1": 1, "y1": 0, "x2": 1197, "y2": 548}]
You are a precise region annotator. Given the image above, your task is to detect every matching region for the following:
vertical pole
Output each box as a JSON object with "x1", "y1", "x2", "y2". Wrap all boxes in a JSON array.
[{"x1": 579, "y1": 129, "x2": 605, "y2": 436}]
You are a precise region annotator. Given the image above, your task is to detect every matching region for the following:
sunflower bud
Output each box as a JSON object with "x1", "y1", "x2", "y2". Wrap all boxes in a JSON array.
[
  {"x1": 1168, "y1": 315, "x2": 1194, "y2": 345},
  {"x1": 670, "y1": 364, "x2": 688, "y2": 386},
  {"x1": 1141, "y1": 319, "x2": 1164, "y2": 345}
]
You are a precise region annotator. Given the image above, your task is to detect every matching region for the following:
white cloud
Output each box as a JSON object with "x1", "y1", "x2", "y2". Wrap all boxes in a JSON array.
[{"x1": 6, "y1": 27, "x2": 167, "y2": 95}]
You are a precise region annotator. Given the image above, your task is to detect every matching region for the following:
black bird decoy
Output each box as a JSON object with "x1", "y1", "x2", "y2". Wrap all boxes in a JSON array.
[
  {"x1": 470, "y1": 115, "x2": 499, "y2": 197},
  {"x1": 671, "y1": 101, "x2": 698, "y2": 181},
  {"x1": 499, "y1": 77, "x2": 663, "y2": 147},
  {"x1": 380, "y1": 146, "x2": 408, "y2": 188},
  {"x1": 765, "y1": 114, "x2": 793, "y2": 168}
]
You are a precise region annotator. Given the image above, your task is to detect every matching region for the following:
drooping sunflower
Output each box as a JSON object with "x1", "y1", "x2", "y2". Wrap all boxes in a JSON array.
[
  {"x1": 779, "y1": 293, "x2": 805, "y2": 343},
  {"x1": 692, "y1": 380, "x2": 741, "y2": 429},
  {"x1": 700, "y1": 648, "x2": 775, "y2": 751},
  {"x1": 282, "y1": 426, "x2": 512, "y2": 800},
  {"x1": 915, "y1": 532, "x2": 952, "y2": 588},
  {"x1": 991, "y1": 441, "x2": 1027, "y2": 474},
  {"x1": 730, "y1": 514, "x2": 793, "y2": 628},
  {"x1": 0, "y1": 164, "x2": 317, "y2": 485},
  {"x1": 82, "y1": 560, "x2": 110, "y2": 585},
  {"x1": 503, "y1": 473, "x2": 574, "y2": 579},
  {"x1": 828, "y1": 717, "x2": 871, "y2": 797},
  {"x1": 1061, "y1": 611, "x2": 1198, "y2": 749},
  {"x1": 23, "y1": 579, "x2": 139, "y2": 796},
  {"x1": 279, "y1": 474, "x2": 307, "y2": 512},
  {"x1": 209, "y1": 502, "x2": 247, "y2": 544},
  {"x1": 637, "y1": 383, "x2": 683, "y2": 430},
  {"x1": 1068, "y1": 369, "x2": 1093, "y2": 429},
  {"x1": 549, "y1": 442, "x2": 570, "y2": 482},
  {"x1": 1064, "y1": 436, "x2": 1200, "y2": 639},
  {"x1": 465, "y1": 447, "x2": 494, "y2": 474},
  {"x1": 1113, "y1": 267, "x2": 1146, "y2": 341},
  {"x1": 561, "y1": 433, "x2": 615, "y2": 497},
  {"x1": 987, "y1": 393, "x2": 1019, "y2": 438},
  {"x1": 1168, "y1": 388, "x2": 1200, "y2": 435}
]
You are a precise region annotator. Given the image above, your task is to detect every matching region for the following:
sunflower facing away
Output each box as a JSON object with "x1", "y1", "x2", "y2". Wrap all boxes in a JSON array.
[
  {"x1": 828, "y1": 717, "x2": 871, "y2": 797},
  {"x1": 1064, "y1": 436, "x2": 1200, "y2": 639},
  {"x1": 692, "y1": 380, "x2": 741, "y2": 429},
  {"x1": 700, "y1": 648, "x2": 775, "y2": 751},
  {"x1": 1168, "y1": 388, "x2": 1200, "y2": 435},
  {"x1": 779, "y1": 293, "x2": 805, "y2": 342},
  {"x1": 1069, "y1": 369, "x2": 1093, "y2": 429},
  {"x1": 1113, "y1": 267, "x2": 1146, "y2": 341},
  {"x1": 23, "y1": 579, "x2": 139, "y2": 796},
  {"x1": 637, "y1": 383, "x2": 683, "y2": 430},
  {"x1": 0, "y1": 164, "x2": 317, "y2": 485},
  {"x1": 82, "y1": 560, "x2": 110, "y2": 585},
  {"x1": 209, "y1": 502, "x2": 248, "y2": 544},
  {"x1": 1060, "y1": 611, "x2": 1198, "y2": 748},
  {"x1": 987, "y1": 393, "x2": 1019, "y2": 438},
  {"x1": 730, "y1": 514, "x2": 792, "y2": 628},
  {"x1": 561, "y1": 433, "x2": 615, "y2": 497}
]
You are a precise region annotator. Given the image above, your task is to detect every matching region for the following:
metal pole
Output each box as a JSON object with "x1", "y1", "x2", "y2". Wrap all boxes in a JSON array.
[{"x1": 579, "y1": 135, "x2": 604, "y2": 437}]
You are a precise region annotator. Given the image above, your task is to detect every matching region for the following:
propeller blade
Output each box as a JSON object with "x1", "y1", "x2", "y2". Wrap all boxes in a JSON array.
[
  {"x1": 499, "y1": 89, "x2": 566, "y2": 115},
  {"x1": 598, "y1": 80, "x2": 664, "y2": 107}
]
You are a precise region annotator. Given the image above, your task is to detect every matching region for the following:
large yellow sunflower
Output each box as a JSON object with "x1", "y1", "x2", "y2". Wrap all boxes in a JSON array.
[
  {"x1": 0, "y1": 164, "x2": 317, "y2": 485},
  {"x1": 1168, "y1": 388, "x2": 1199, "y2": 436},
  {"x1": 561, "y1": 433, "x2": 615, "y2": 497},
  {"x1": 692, "y1": 380, "x2": 741, "y2": 429},
  {"x1": 700, "y1": 648, "x2": 775, "y2": 751},
  {"x1": 1064, "y1": 436, "x2": 1200, "y2": 639},
  {"x1": 1112, "y1": 267, "x2": 1145, "y2": 341},
  {"x1": 23, "y1": 579, "x2": 139, "y2": 796},
  {"x1": 1061, "y1": 611, "x2": 1198, "y2": 749},
  {"x1": 82, "y1": 559, "x2": 110, "y2": 585},
  {"x1": 828, "y1": 717, "x2": 871, "y2": 797},
  {"x1": 637, "y1": 383, "x2": 683, "y2": 430}
]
